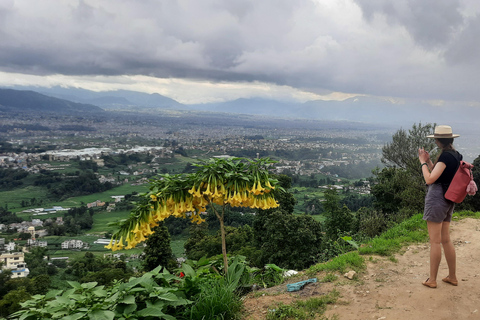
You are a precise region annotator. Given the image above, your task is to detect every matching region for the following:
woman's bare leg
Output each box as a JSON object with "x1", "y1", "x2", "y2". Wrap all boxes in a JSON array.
[
  {"x1": 426, "y1": 221, "x2": 443, "y2": 283},
  {"x1": 441, "y1": 221, "x2": 457, "y2": 281}
]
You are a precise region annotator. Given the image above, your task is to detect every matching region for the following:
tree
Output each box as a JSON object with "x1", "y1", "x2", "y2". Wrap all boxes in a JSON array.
[
  {"x1": 0, "y1": 287, "x2": 31, "y2": 318},
  {"x1": 24, "y1": 247, "x2": 49, "y2": 277},
  {"x1": 373, "y1": 123, "x2": 436, "y2": 216},
  {"x1": 381, "y1": 122, "x2": 437, "y2": 174},
  {"x1": 323, "y1": 188, "x2": 354, "y2": 240},
  {"x1": 142, "y1": 223, "x2": 176, "y2": 272},
  {"x1": 106, "y1": 157, "x2": 282, "y2": 275},
  {"x1": 258, "y1": 212, "x2": 323, "y2": 269}
]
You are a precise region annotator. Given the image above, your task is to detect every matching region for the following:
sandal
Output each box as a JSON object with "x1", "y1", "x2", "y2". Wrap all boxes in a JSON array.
[
  {"x1": 442, "y1": 276, "x2": 458, "y2": 286},
  {"x1": 422, "y1": 278, "x2": 437, "y2": 288}
]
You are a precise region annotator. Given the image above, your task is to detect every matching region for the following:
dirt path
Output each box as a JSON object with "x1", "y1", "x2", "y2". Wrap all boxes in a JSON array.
[{"x1": 242, "y1": 217, "x2": 480, "y2": 320}]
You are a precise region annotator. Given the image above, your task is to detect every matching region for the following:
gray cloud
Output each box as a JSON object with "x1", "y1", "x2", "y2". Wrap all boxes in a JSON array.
[
  {"x1": 354, "y1": 0, "x2": 464, "y2": 48},
  {"x1": 1, "y1": 0, "x2": 480, "y2": 103}
]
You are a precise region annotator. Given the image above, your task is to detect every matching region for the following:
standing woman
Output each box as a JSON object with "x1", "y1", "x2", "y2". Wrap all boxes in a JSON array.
[{"x1": 418, "y1": 125, "x2": 461, "y2": 288}]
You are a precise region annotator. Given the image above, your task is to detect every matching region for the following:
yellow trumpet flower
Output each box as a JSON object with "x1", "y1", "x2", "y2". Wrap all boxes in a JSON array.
[{"x1": 104, "y1": 237, "x2": 114, "y2": 250}]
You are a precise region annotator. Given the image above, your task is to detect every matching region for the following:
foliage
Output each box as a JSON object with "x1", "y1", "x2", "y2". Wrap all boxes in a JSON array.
[
  {"x1": 181, "y1": 256, "x2": 250, "y2": 320},
  {"x1": 0, "y1": 168, "x2": 28, "y2": 190},
  {"x1": 0, "y1": 287, "x2": 31, "y2": 318},
  {"x1": 371, "y1": 166, "x2": 425, "y2": 217},
  {"x1": 24, "y1": 248, "x2": 53, "y2": 277},
  {"x1": 0, "y1": 207, "x2": 22, "y2": 224},
  {"x1": 47, "y1": 171, "x2": 114, "y2": 200},
  {"x1": 358, "y1": 213, "x2": 428, "y2": 256},
  {"x1": 253, "y1": 264, "x2": 285, "y2": 288},
  {"x1": 66, "y1": 252, "x2": 133, "y2": 285},
  {"x1": 307, "y1": 251, "x2": 365, "y2": 274},
  {"x1": 382, "y1": 122, "x2": 437, "y2": 172},
  {"x1": 142, "y1": 223, "x2": 177, "y2": 272},
  {"x1": 323, "y1": 188, "x2": 354, "y2": 241},
  {"x1": 355, "y1": 207, "x2": 389, "y2": 238},
  {"x1": 256, "y1": 211, "x2": 324, "y2": 270},
  {"x1": 185, "y1": 279, "x2": 243, "y2": 320},
  {"x1": 266, "y1": 290, "x2": 340, "y2": 320},
  {"x1": 106, "y1": 157, "x2": 281, "y2": 278},
  {"x1": 372, "y1": 123, "x2": 436, "y2": 216},
  {"x1": 10, "y1": 266, "x2": 190, "y2": 320},
  {"x1": 184, "y1": 225, "x2": 259, "y2": 264},
  {"x1": 340, "y1": 193, "x2": 374, "y2": 212}
]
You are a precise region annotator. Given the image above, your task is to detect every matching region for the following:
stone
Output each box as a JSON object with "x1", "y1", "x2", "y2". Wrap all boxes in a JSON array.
[{"x1": 344, "y1": 270, "x2": 357, "y2": 280}]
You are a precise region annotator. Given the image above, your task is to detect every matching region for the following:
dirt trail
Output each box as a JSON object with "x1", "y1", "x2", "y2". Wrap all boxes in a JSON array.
[{"x1": 242, "y1": 217, "x2": 480, "y2": 320}]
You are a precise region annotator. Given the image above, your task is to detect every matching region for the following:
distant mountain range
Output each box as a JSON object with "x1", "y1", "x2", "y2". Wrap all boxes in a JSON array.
[
  {"x1": 2, "y1": 86, "x2": 480, "y2": 128},
  {"x1": 0, "y1": 88, "x2": 104, "y2": 114}
]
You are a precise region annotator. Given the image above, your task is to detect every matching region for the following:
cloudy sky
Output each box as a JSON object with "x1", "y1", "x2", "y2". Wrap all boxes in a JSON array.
[{"x1": 1, "y1": 0, "x2": 480, "y2": 104}]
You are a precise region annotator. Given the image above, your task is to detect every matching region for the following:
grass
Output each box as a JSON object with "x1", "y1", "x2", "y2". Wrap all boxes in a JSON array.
[
  {"x1": 91, "y1": 210, "x2": 132, "y2": 234},
  {"x1": 308, "y1": 251, "x2": 365, "y2": 274},
  {"x1": 266, "y1": 289, "x2": 340, "y2": 320},
  {"x1": 358, "y1": 213, "x2": 428, "y2": 256},
  {"x1": 8, "y1": 183, "x2": 149, "y2": 215}
]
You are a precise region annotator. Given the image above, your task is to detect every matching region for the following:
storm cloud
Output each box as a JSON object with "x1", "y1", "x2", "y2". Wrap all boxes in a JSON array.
[{"x1": 1, "y1": 0, "x2": 480, "y2": 103}]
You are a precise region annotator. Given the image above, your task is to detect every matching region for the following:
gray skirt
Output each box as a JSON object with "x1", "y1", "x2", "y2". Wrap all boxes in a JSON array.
[{"x1": 423, "y1": 183, "x2": 455, "y2": 223}]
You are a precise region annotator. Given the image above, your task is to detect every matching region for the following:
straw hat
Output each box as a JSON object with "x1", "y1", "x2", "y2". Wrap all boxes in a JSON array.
[{"x1": 427, "y1": 125, "x2": 460, "y2": 138}]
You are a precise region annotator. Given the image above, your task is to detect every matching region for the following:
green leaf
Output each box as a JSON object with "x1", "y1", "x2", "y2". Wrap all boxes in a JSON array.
[
  {"x1": 119, "y1": 295, "x2": 136, "y2": 304},
  {"x1": 67, "y1": 281, "x2": 82, "y2": 290},
  {"x1": 136, "y1": 307, "x2": 168, "y2": 318},
  {"x1": 81, "y1": 282, "x2": 98, "y2": 289},
  {"x1": 93, "y1": 288, "x2": 108, "y2": 297},
  {"x1": 45, "y1": 290, "x2": 63, "y2": 299},
  {"x1": 180, "y1": 263, "x2": 196, "y2": 277},
  {"x1": 123, "y1": 303, "x2": 137, "y2": 314},
  {"x1": 62, "y1": 312, "x2": 86, "y2": 320},
  {"x1": 88, "y1": 310, "x2": 115, "y2": 320}
]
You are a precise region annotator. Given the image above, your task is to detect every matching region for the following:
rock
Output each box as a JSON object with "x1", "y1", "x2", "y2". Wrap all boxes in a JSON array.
[{"x1": 344, "y1": 270, "x2": 357, "y2": 280}]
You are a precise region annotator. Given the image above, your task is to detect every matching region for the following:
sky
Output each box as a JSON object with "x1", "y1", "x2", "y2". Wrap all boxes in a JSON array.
[{"x1": 1, "y1": 0, "x2": 480, "y2": 104}]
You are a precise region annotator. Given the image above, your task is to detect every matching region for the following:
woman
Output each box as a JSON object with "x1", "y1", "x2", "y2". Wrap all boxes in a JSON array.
[{"x1": 418, "y1": 125, "x2": 460, "y2": 288}]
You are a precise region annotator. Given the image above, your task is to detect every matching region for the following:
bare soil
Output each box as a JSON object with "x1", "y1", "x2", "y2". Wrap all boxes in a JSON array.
[{"x1": 242, "y1": 217, "x2": 480, "y2": 320}]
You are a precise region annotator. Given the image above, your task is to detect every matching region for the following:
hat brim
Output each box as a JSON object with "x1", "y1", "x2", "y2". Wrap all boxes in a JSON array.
[{"x1": 426, "y1": 134, "x2": 460, "y2": 138}]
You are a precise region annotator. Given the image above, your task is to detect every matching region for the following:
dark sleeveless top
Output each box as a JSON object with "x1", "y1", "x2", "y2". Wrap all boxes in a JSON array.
[{"x1": 435, "y1": 150, "x2": 462, "y2": 186}]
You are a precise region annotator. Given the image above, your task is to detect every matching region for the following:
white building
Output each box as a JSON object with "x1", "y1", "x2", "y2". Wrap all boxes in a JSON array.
[
  {"x1": 61, "y1": 240, "x2": 85, "y2": 249},
  {"x1": 0, "y1": 252, "x2": 29, "y2": 278},
  {"x1": 5, "y1": 242, "x2": 16, "y2": 251},
  {"x1": 27, "y1": 239, "x2": 48, "y2": 247}
]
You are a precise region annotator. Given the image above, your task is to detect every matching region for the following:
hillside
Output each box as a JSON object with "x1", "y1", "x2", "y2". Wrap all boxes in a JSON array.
[
  {"x1": 0, "y1": 88, "x2": 104, "y2": 114},
  {"x1": 242, "y1": 217, "x2": 480, "y2": 320}
]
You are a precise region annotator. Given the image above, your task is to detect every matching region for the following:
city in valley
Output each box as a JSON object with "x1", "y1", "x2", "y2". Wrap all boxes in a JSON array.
[{"x1": 0, "y1": 103, "x2": 387, "y2": 276}]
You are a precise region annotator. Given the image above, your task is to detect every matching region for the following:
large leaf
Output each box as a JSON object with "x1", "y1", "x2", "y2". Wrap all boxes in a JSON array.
[
  {"x1": 45, "y1": 290, "x2": 63, "y2": 300},
  {"x1": 67, "y1": 281, "x2": 82, "y2": 290},
  {"x1": 136, "y1": 307, "x2": 175, "y2": 319},
  {"x1": 180, "y1": 263, "x2": 196, "y2": 278},
  {"x1": 118, "y1": 295, "x2": 136, "y2": 305},
  {"x1": 81, "y1": 282, "x2": 99, "y2": 290},
  {"x1": 88, "y1": 310, "x2": 115, "y2": 320},
  {"x1": 62, "y1": 312, "x2": 87, "y2": 320}
]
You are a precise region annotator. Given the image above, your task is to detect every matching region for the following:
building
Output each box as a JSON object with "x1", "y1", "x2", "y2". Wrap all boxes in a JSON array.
[
  {"x1": 27, "y1": 239, "x2": 48, "y2": 247},
  {"x1": 0, "y1": 252, "x2": 29, "y2": 278},
  {"x1": 5, "y1": 242, "x2": 16, "y2": 251},
  {"x1": 61, "y1": 240, "x2": 85, "y2": 249}
]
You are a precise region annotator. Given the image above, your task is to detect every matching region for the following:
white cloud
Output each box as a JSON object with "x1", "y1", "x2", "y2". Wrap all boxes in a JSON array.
[{"x1": 1, "y1": 0, "x2": 480, "y2": 104}]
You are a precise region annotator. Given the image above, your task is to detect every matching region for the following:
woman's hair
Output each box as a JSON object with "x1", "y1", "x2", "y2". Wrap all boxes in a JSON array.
[{"x1": 434, "y1": 138, "x2": 455, "y2": 165}]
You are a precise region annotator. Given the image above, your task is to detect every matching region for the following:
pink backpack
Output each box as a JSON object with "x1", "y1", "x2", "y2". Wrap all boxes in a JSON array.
[{"x1": 444, "y1": 152, "x2": 477, "y2": 203}]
